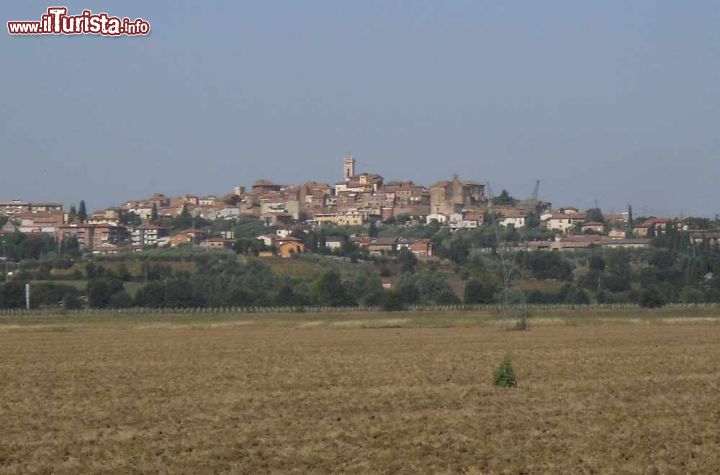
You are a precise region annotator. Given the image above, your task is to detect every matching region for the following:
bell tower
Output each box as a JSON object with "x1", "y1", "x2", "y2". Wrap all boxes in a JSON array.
[{"x1": 343, "y1": 154, "x2": 356, "y2": 180}]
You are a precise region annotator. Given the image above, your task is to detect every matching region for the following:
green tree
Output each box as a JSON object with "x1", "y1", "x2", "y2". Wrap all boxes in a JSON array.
[
  {"x1": 119, "y1": 211, "x2": 142, "y2": 227},
  {"x1": 108, "y1": 290, "x2": 133, "y2": 308},
  {"x1": 165, "y1": 277, "x2": 198, "y2": 307},
  {"x1": 396, "y1": 248, "x2": 418, "y2": 273},
  {"x1": 0, "y1": 281, "x2": 25, "y2": 308},
  {"x1": 274, "y1": 281, "x2": 300, "y2": 306},
  {"x1": 116, "y1": 262, "x2": 132, "y2": 281},
  {"x1": 585, "y1": 208, "x2": 605, "y2": 223},
  {"x1": 464, "y1": 279, "x2": 495, "y2": 304},
  {"x1": 85, "y1": 262, "x2": 105, "y2": 279},
  {"x1": 233, "y1": 238, "x2": 266, "y2": 256},
  {"x1": 310, "y1": 271, "x2": 354, "y2": 306},
  {"x1": 78, "y1": 200, "x2": 88, "y2": 222},
  {"x1": 397, "y1": 270, "x2": 456, "y2": 305},
  {"x1": 68, "y1": 205, "x2": 77, "y2": 223},
  {"x1": 60, "y1": 235, "x2": 80, "y2": 257},
  {"x1": 170, "y1": 205, "x2": 209, "y2": 231},
  {"x1": 190, "y1": 255, "x2": 275, "y2": 307},
  {"x1": 368, "y1": 221, "x2": 379, "y2": 238},
  {"x1": 348, "y1": 272, "x2": 386, "y2": 307},
  {"x1": 639, "y1": 286, "x2": 666, "y2": 308},
  {"x1": 382, "y1": 290, "x2": 405, "y2": 311},
  {"x1": 523, "y1": 251, "x2": 573, "y2": 281},
  {"x1": 492, "y1": 189, "x2": 516, "y2": 206},
  {"x1": 141, "y1": 262, "x2": 172, "y2": 281},
  {"x1": 180, "y1": 204, "x2": 191, "y2": 219},
  {"x1": 31, "y1": 283, "x2": 81, "y2": 307},
  {"x1": 135, "y1": 281, "x2": 165, "y2": 307},
  {"x1": 563, "y1": 286, "x2": 590, "y2": 304},
  {"x1": 679, "y1": 286, "x2": 704, "y2": 304},
  {"x1": 151, "y1": 203, "x2": 159, "y2": 222},
  {"x1": 447, "y1": 234, "x2": 471, "y2": 264},
  {"x1": 603, "y1": 250, "x2": 632, "y2": 292},
  {"x1": 525, "y1": 213, "x2": 540, "y2": 229},
  {"x1": 0, "y1": 233, "x2": 56, "y2": 260},
  {"x1": 87, "y1": 279, "x2": 124, "y2": 308},
  {"x1": 579, "y1": 254, "x2": 605, "y2": 290},
  {"x1": 493, "y1": 356, "x2": 519, "y2": 388},
  {"x1": 436, "y1": 289, "x2": 461, "y2": 305},
  {"x1": 397, "y1": 279, "x2": 420, "y2": 304},
  {"x1": 63, "y1": 293, "x2": 83, "y2": 310},
  {"x1": 589, "y1": 254, "x2": 606, "y2": 272}
]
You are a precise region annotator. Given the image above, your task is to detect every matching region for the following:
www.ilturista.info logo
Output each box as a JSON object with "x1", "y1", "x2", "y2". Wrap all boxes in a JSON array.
[{"x1": 7, "y1": 7, "x2": 150, "y2": 36}]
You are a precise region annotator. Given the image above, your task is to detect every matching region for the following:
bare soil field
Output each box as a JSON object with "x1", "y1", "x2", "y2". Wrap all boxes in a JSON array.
[{"x1": 1, "y1": 309, "x2": 719, "y2": 473}]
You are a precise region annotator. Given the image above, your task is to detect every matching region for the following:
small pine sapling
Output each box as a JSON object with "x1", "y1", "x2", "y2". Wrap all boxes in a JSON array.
[{"x1": 493, "y1": 356, "x2": 519, "y2": 388}]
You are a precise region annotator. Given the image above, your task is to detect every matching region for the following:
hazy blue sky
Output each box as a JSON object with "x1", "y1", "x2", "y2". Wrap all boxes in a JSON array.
[{"x1": 2, "y1": 1, "x2": 719, "y2": 216}]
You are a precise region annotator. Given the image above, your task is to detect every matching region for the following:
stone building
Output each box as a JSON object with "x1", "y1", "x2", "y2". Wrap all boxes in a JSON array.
[{"x1": 430, "y1": 175, "x2": 486, "y2": 216}]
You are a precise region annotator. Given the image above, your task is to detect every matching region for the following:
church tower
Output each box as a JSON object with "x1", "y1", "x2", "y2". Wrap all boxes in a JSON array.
[{"x1": 343, "y1": 154, "x2": 356, "y2": 180}]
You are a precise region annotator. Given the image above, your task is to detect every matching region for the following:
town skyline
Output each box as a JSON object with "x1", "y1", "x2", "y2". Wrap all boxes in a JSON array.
[
  {"x1": 3, "y1": 153, "x2": 713, "y2": 259},
  {"x1": 3, "y1": 2, "x2": 719, "y2": 217},
  {"x1": 0, "y1": 154, "x2": 709, "y2": 218}
]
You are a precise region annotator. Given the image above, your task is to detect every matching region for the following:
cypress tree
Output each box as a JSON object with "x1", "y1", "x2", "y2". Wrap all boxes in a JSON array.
[
  {"x1": 78, "y1": 200, "x2": 87, "y2": 222},
  {"x1": 151, "y1": 203, "x2": 159, "y2": 222},
  {"x1": 68, "y1": 205, "x2": 77, "y2": 223}
]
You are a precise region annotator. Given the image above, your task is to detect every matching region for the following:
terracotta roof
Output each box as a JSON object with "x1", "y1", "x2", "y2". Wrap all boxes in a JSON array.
[
  {"x1": 136, "y1": 223, "x2": 168, "y2": 230},
  {"x1": 643, "y1": 218, "x2": 673, "y2": 225},
  {"x1": 253, "y1": 179, "x2": 279, "y2": 187},
  {"x1": 547, "y1": 212, "x2": 586, "y2": 220},
  {"x1": 177, "y1": 228, "x2": 206, "y2": 234},
  {"x1": 498, "y1": 209, "x2": 527, "y2": 218},
  {"x1": 370, "y1": 237, "x2": 398, "y2": 246},
  {"x1": 275, "y1": 236, "x2": 303, "y2": 243},
  {"x1": 560, "y1": 235, "x2": 602, "y2": 243}
]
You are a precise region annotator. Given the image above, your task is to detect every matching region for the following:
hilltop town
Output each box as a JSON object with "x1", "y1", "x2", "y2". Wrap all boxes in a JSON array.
[{"x1": 3, "y1": 155, "x2": 714, "y2": 258}]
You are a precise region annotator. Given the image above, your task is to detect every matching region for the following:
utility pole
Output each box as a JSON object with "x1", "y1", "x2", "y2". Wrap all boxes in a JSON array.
[
  {"x1": 486, "y1": 181, "x2": 529, "y2": 329},
  {"x1": 2, "y1": 242, "x2": 7, "y2": 282}
]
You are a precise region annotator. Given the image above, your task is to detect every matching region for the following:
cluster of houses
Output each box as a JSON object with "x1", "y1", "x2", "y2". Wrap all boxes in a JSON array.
[{"x1": 1, "y1": 156, "x2": 714, "y2": 256}]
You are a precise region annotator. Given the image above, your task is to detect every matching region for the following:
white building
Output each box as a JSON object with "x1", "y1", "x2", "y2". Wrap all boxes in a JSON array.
[
  {"x1": 325, "y1": 237, "x2": 344, "y2": 250},
  {"x1": 131, "y1": 224, "x2": 169, "y2": 247},
  {"x1": 426, "y1": 213, "x2": 447, "y2": 224},
  {"x1": 499, "y1": 211, "x2": 527, "y2": 228},
  {"x1": 256, "y1": 234, "x2": 276, "y2": 247},
  {"x1": 544, "y1": 212, "x2": 586, "y2": 233}
]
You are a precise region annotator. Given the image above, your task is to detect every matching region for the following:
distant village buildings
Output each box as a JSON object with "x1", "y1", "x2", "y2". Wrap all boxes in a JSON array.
[
  {"x1": 430, "y1": 175, "x2": 486, "y2": 216},
  {"x1": 0, "y1": 154, "x2": 690, "y2": 255}
]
